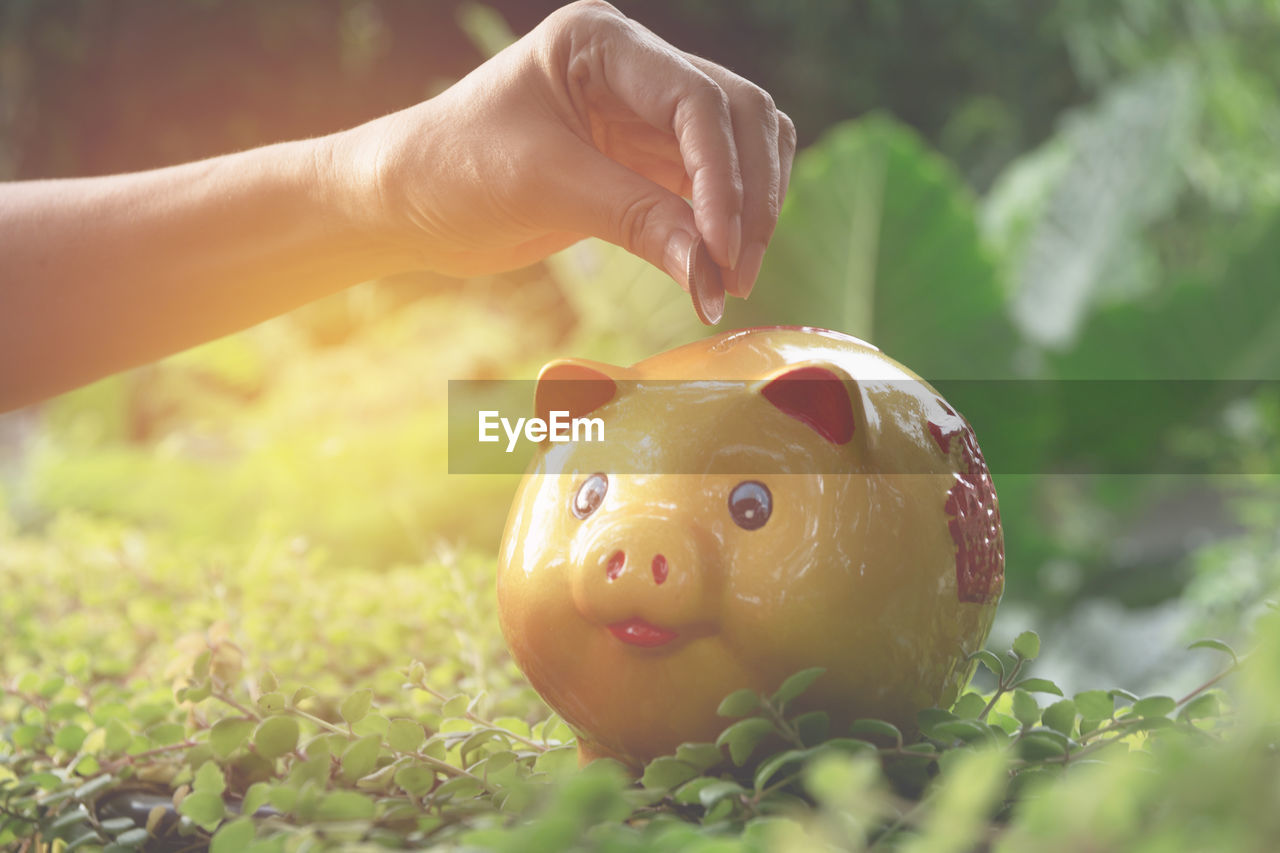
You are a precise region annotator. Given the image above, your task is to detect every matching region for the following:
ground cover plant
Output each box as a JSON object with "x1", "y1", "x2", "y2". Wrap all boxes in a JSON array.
[{"x1": 0, "y1": 507, "x2": 1275, "y2": 850}]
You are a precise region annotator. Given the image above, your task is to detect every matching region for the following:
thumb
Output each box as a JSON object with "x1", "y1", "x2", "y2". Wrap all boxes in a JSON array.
[{"x1": 544, "y1": 142, "x2": 700, "y2": 290}]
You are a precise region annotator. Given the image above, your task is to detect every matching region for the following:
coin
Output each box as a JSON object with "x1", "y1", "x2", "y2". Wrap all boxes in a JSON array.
[{"x1": 687, "y1": 235, "x2": 725, "y2": 326}]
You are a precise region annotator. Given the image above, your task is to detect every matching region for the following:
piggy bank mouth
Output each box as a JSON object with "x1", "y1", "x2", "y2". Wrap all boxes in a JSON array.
[{"x1": 607, "y1": 618, "x2": 679, "y2": 648}]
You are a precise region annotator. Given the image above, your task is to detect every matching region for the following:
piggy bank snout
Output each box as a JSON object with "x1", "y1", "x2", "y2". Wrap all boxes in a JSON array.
[{"x1": 572, "y1": 514, "x2": 719, "y2": 628}]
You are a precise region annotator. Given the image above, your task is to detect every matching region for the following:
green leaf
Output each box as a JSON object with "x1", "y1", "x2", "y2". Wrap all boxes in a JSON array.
[
  {"x1": 194, "y1": 761, "x2": 226, "y2": 796},
  {"x1": 178, "y1": 790, "x2": 226, "y2": 831},
  {"x1": 341, "y1": 734, "x2": 382, "y2": 782},
  {"x1": 823, "y1": 738, "x2": 879, "y2": 756},
  {"x1": 183, "y1": 682, "x2": 212, "y2": 703},
  {"x1": 115, "y1": 827, "x2": 150, "y2": 846},
  {"x1": 1130, "y1": 695, "x2": 1177, "y2": 719},
  {"x1": 209, "y1": 718, "x2": 254, "y2": 759},
  {"x1": 916, "y1": 708, "x2": 958, "y2": 737},
  {"x1": 54, "y1": 724, "x2": 87, "y2": 752},
  {"x1": 725, "y1": 114, "x2": 1014, "y2": 380},
  {"x1": 697, "y1": 780, "x2": 746, "y2": 809},
  {"x1": 771, "y1": 668, "x2": 826, "y2": 709},
  {"x1": 12, "y1": 724, "x2": 42, "y2": 749},
  {"x1": 316, "y1": 790, "x2": 375, "y2": 821},
  {"x1": 1012, "y1": 631, "x2": 1041, "y2": 661},
  {"x1": 356, "y1": 762, "x2": 399, "y2": 791},
  {"x1": 952, "y1": 692, "x2": 988, "y2": 719},
  {"x1": 340, "y1": 689, "x2": 373, "y2": 725},
  {"x1": 241, "y1": 782, "x2": 271, "y2": 817},
  {"x1": 716, "y1": 688, "x2": 760, "y2": 719},
  {"x1": 1017, "y1": 731, "x2": 1070, "y2": 762},
  {"x1": 1041, "y1": 700, "x2": 1077, "y2": 736},
  {"x1": 1188, "y1": 638, "x2": 1239, "y2": 666},
  {"x1": 480, "y1": 750, "x2": 516, "y2": 778},
  {"x1": 147, "y1": 722, "x2": 186, "y2": 746},
  {"x1": 848, "y1": 719, "x2": 902, "y2": 745},
  {"x1": 192, "y1": 651, "x2": 212, "y2": 682},
  {"x1": 74, "y1": 774, "x2": 116, "y2": 800},
  {"x1": 673, "y1": 776, "x2": 719, "y2": 806},
  {"x1": 388, "y1": 719, "x2": 427, "y2": 753},
  {"x1": 394, "y1": 765, "x2": 436, "y2": 796},
  {"x1": 103, "y1": 719, "x2": 132, "y2": 753},
  {"x1": 407, "y1": 661, "x2": 427, "y2": 684},
  {"x1": 929, "y1": 720, "x2": 995, "y2": 744},
  {"x1": 49, "y1": 702, "x2": 85, "y2": 723},
  {"x1": 97, "y1": 817, "x2": 134, "y2": 835},
  {"x1": 258, "y1": 671, "x2": 278, "y2": 694},
  {"x1": 292, "y1": 686, "x2": 317, "y2": 705},
  {"x1": 715, "y1": 718, "x2": 776, "y2": 766},
  {"x1": 753, "y1": 748, "x2": 811, "y2": 792},
  {"x1": 253, "y1": 716, "x2": 299, "y2": 760},
  {"x1": 211, "y1": 816, "x2": 255, "y2": 853},
  {"x1": 641, "y1": 757, "x2": 700, "y2": 791},
  {"x1": 1074, "y1": 690, "x2": 1115, "y2": 721},
  {"x1": 1013, "y1": 678, "x2": 1063, "y2": 696},
  {"x1": 988, "y1": 711, "x2": 1020, "y2": 735},
  {"x1": 793, "y1": 711, "x2": 830, "y2": 746},
  {"x1": 52, "y1": 805, "x2": 91, "y2": 832},
  {"x1": 1180, "y1": 692, "x2": 1222, "y2": 721},
  {"x1": 256, "y1": 693, "x2": 285, "y2": 715},
  {"x1": 442, "y1": 695, "x2": 469, "y2": 718},
  {"x1": 460, "y1": 729, "x2": 503, "y2": 758},
  {"x1": 434, "y1": 775, "x2": 483, "y2": 800},
  {"x1": 1011, "y1": 690, "x2": 1040, "y2": 728},
  {"x1": 674, "y1": 742, "x2": 723, "y2": 772},
  {"x1": 968, "y1": 650, "x2": 1006, "y2": 681},
  {"x1": 25, "y1": 771, "x2": 62, "y2": 791}
]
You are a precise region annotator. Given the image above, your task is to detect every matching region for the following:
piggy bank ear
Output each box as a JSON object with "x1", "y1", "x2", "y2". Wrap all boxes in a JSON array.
[
  {"x1": 535, "y1": 359, "x2": 618, "y2": 423},
  {"x1": 759, "y1": 363, "x2": 860, "y2": 445}
]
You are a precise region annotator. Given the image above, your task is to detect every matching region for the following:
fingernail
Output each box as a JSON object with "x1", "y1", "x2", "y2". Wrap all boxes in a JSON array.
[
  {"x1": 730, "y1": 240, "x2": 767, "y2": 298},
  {"x1": 727, "y1": 214, "x2": 742, "y2": 270},
  {"x1": 664, "y1": 229, "x2": 696, "y2": 290}
]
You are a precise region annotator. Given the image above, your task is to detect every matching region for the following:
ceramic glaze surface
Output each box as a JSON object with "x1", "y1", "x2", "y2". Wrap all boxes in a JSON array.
[{"x1": 497, "y1": 326, "x2": 1004, "y2": 765}]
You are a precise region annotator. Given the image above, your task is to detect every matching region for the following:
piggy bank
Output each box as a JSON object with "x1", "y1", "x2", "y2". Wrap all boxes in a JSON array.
[{"x1": 497, "y1": 326, "x2": 1003, "y2": 765}]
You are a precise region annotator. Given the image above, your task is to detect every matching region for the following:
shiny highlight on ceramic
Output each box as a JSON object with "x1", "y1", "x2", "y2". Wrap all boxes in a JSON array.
[{"x1": 496, "y1": 327, "x2": 1004, "y2": 766}]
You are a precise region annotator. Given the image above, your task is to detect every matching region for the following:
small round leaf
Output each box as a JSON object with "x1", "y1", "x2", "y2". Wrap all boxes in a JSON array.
[
  {"x1": 716, "y1": 688, "x2": 760, "y2": 719},
  {"x1": 1012, "y1": 631, "x2": 1041, "y2": 660},
  {"x1": 253, "y1": 716, "x2": 299, "y2": 760},
  {"x1": 341, "y1": 689, "x2": 374, "y2": 725}
]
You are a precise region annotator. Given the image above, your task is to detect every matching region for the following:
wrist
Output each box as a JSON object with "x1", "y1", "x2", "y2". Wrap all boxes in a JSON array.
[{"x1": 307, "y1": 124, "x2": 425, "y2": 277}]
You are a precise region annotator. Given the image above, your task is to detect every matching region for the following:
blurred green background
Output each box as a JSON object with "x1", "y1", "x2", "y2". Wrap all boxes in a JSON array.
[{"x1": 3, "y1": 0, "x2": 1280, "y2": 701}]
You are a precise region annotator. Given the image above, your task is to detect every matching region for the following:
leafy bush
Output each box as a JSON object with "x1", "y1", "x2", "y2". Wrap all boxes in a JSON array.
[{"x1": 0, "y1": 511, "x2": 1271, "y2": 852}]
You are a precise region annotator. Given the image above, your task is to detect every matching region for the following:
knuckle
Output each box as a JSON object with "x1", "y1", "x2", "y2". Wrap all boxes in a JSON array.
[
  {"x1": 778, "y1": 111, "x2": 797, "y2": 147},
  {"x1": 552, "y1": 0, "x2": 623, "y2": 35},
  {"x1": 758, "y1": 181, "x2": 782, "y2": 222},
  {"x1": 741, "y1": 85, "x2": 775, "y2": 117},
  {"x1": 615, "y1": 193, "x2": 662, "y2": 253},
  {"x1": 542, "y1": 0, "x2": 621, "y2": 52},
  {"x1": 686, "y1": 78, "x2": 730, "y2": 118}
]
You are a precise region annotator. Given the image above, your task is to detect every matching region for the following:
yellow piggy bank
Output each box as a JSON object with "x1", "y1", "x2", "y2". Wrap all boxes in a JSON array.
[{"x1": 497, "y1": 326, "x2": 1003, "y2": 766}]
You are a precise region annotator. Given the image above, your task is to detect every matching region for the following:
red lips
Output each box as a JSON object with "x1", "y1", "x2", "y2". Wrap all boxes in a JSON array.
[{"x1": 608, "y1": 618, "x2": 677, "y2": 647}]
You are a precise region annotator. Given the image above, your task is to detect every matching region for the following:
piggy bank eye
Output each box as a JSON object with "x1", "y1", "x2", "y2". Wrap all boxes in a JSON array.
[
  {"x1": 728, "y1": 481, "x2": 772, "y2": 530},
  {"x1": 572, "y1": 473, "x2": 609, "y2": 519}
]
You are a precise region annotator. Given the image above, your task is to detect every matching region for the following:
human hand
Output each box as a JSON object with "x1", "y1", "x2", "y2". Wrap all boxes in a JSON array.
[{"x1": 326, "y1": 0, "x2": 795, "y2": 299}]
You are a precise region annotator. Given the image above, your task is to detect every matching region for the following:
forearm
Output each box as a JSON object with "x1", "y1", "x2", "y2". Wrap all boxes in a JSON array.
[{"x1": 0, "y1": 134, "x2": 413, "y2": 410}]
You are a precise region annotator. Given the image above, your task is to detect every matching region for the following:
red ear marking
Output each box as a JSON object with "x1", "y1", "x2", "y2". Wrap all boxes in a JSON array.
[
  {"x1": 761, "y1": 366, "x2": 856, "y2": 445},
  {"x1": 535, "y1": 361, "x2": 616, "y2": 423}
]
